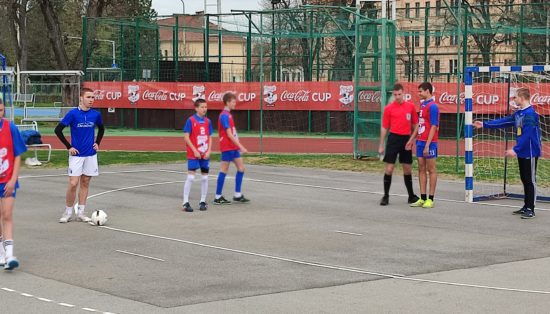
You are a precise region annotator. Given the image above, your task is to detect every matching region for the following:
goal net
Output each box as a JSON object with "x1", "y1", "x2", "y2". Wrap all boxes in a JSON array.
[{"x1": 465, "y1": 65, "x2": 550, "y2": 203}]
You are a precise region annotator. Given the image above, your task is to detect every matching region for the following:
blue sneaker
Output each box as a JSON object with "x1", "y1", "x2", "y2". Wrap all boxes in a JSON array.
[
  {"x1": 521, "y1": 210, "x2": 535, "y2": 219},
  {"x1": 4, "y1": 256, "x2": 19, "y2": 270},
  {"x1": 513, "y1": 207, "x2": 527, "y2": 215}
]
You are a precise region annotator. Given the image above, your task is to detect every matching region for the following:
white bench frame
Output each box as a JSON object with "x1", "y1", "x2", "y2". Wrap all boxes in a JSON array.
[{"x1": 16, "y1": 121, "x2": 52, "y2": 163}]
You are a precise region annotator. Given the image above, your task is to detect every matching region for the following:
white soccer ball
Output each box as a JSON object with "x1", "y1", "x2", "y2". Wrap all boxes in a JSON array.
[{"x1": 91, "y1": 210, "x2": 108, "y2": 226}]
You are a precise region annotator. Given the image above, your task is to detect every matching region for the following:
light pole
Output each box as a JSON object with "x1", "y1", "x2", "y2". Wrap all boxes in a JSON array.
[{"x1": 179, "y1": 0, "x2": 185, "y2": 14}]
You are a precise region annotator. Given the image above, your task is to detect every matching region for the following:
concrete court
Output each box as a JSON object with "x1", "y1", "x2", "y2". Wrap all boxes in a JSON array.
[{"x1": 1, "y1": 162, "x2": 550, "y2": 313}]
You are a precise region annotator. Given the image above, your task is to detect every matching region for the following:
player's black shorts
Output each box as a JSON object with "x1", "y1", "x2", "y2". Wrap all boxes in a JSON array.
[{"x1": 383, "y1": 133, "x2": 413, "y2": 164}]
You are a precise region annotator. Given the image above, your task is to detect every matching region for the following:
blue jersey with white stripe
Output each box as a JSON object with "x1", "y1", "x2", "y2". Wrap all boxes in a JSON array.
[
  {"x1": 61, "y1": 107, "x2": 103, "y2": 157},
  {"x1": 483, "y1": 105, "x2": 542, "y2": 158}
]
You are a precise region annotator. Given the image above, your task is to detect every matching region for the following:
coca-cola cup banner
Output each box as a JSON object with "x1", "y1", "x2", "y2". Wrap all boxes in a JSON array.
[{"x1": 84, "y1": 81, "x2": 550, "y2": 113}]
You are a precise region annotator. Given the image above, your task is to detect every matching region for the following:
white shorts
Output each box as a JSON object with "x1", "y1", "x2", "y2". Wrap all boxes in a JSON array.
[{"x1": 68, "y1": 155, "x2": 99, "y2": 177}]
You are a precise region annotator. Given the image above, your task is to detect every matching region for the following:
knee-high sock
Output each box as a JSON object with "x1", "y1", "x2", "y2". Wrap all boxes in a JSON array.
[
  {"x1": 216, "y1": 172, "x2": 227, "y2": 197},
  {"x1": 383, "y1": 174, "x2": 392, "y2": 196},
  {"x1": 200, "y1": 175, "x2": 209, "y2": 202},
  {"x1": 183, "y1": 174, "x2": 195, "y2": 203},
  {"x1": 235, "y1": 171, "x2": 244, "y2": 197}
]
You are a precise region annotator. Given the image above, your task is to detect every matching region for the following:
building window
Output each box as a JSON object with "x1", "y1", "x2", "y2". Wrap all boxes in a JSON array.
[
  {"x1": 504, "y1": 59, "x2": 513, "y2": 66},
  {"x1": 435, "y1": 60, "x2": 441, "y2": 73},
  {"x1": 435, "y1": 35, "x2": 441, "y2": 47},
  {"x1": 415, "y1": 60, "x2": 420, "y2": 76},
  {"x1": 164, "y1": 50, "x2": 168, "y2": 60},
  {"x1": 414, "y1": 32, "x2": 420, "y2": 47},
  {"x1": 450, "y1": 35, "x2": 458, "y2": 45},
  {"x1": 504, "y1": 33, "x2": 513, "y2": 45},
  {"x1": 449, "y1": 59, "x2": 458, "y2": 74},
  {"x1": 405, "y1": 61, "x2": 411, "y2": 77},
  {"x1": 406, "y1": 3, "x2": 411, "y2": 18},
  {"x1": 405, "y1": 36, "x2": 410, "y2": 47},
  {"x1": 425, "y1": 1, "x2": 431, "y2": 10},
  {"x1": 415, "y1": 2, "x2": 420, "y2": 17},
  {"x1": 436, "y1": 0, "x2": 441, "y2": 15}
]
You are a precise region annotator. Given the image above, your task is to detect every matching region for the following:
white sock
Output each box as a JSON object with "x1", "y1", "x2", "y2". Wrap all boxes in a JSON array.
[
  {"x1": 66, "y1": 206, "x2": 73, "y2": 215},
  {"x1": 200, "y1": 175, "x2": 208, "y2": 202},
  {"x1": 4, "y1": 240, "x2": 13, "y2": 258},
  {"x1": 183, "y1": 174, "x2": 195, "y2": 204},
  {"x1": 234, "y1": 192, "x2": 242, "y2": 198},
  {"x1": 0, "y1": 236, "x2": 5, "y2": 257},
  {"x1": 78, "y1": 205, "x2": 86, "y2": 214},
  {"x1": 215, "y1": 194, "x2": 221, "y2": 199}
]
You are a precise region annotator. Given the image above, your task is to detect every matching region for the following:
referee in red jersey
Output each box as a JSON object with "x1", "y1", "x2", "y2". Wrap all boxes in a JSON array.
[{"x1": 378, "y1": 83, "x2": 420, "y2": 206}]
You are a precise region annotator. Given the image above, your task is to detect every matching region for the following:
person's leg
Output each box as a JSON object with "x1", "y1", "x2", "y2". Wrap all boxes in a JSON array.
[
  {"x1": 426, "y1": 158, "x2": 437, "y2": 199},
  {"x1": 400, "y1": 144, "x2": 417, "y2": 202},
  {"x1": 418, "y1": 158, "x2": 427, "y2": 197},
  {"x1": 519, "y1": 157, "x2": 537, "y2": 219},
  {"x1": 214, "y1": 158, "x2": 231, "y2": 204},
  {"x1": 61, "y1": 156, "x2": 84, "y2": 223},
  {"x1": 0, "y1": 196, "x2": 18, "y2": 269},
  {"x1": 76, "y1": 176, "x2": 92, "y2": 222},
  {"x1": 199, "y1": 159, "x2": 210, "y2": 209},
  {"x1": 233, "y1": 157, "x2": 249, "y2": 202},
  {"x1": 183, "y1": 168, "x2": 196, "y2": 212},
  {"x1": 0, "y1": 218, "x2": 4, "y2": 265}
]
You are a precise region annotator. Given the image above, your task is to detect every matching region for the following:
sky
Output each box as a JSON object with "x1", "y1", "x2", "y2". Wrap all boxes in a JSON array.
[{"x1": 152, "y1": 0, "x2": 263, "y2": 16}]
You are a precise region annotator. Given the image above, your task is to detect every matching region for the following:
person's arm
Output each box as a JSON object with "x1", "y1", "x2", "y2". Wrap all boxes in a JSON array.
[
  {"x1": 54, "y1": 123, "x2": 78, "y2": 155},
  {"x1": 379, "y1": 107, "x2": 390, "y2": 154},
  {"x1": 5, "y1": 123, "x2": 27, "y2": 196},
  {"x1": 5, "y1": 156, "x2": 21, "y2": 197},
  {"x1": 226, "y1": 129, "x2": 247, "y2": 153},
  {"x1": 183, "y1": 119, "x2": 201, "y2": 158},
  {"x1": 423, "y1": 105, "x2": 439, "y2": 155},
  {"x1": 406, "y1": 107, "x2": 419, "y2": 150},
  {"x1": 479, "y1": 115, "x2": 515, "y2": 129},
  {"x1": 204, "y1": 120, "x2": 214, "y2": 160}
]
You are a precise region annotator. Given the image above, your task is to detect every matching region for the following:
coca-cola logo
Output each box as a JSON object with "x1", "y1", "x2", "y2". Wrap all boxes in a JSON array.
[
  {"x1": 280, "y1": 90, "x2": 310, "y2": 102},
  {"x1": 143, "y1": 90, "x2": 168, "y2": 101},
  {"x1": 439, "y1": 92, "x2": 464, "y2": 105},
  {"x1": 208, "y1": 90, "x2": 232, "y2": 102},
  {"x1": 358, "y1": 91, "x2": 381, "y2": 103},
  {"x1": 531, "y1": 93, "x2": 550, "y2": 105}
]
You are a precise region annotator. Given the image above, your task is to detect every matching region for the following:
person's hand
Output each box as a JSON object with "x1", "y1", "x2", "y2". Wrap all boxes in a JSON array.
[
  {"x1": 194, "y1": 150, "x2": 201, "y2": 159},
  {"x1": 68, "y1": 147, "x2": 79, "y2": 156},
  {"x1": 204, "y1": 151, "x2": 211, "y2": 160},
  {"x1": 240, "y1": 146, "x2": 249, "y2": 154},
  {"x1": 93, "y1": 143, "x2": 99, "y2": 151},
  {"x1": 473, "y1": 121, "x2": 483, "y2": 129},
  {"x1": 423, "y1": 147, "x2": 430, "y2": 157},
  {"x1": 378, "y1": 145, "x2": 384, "y2": 155},
  {"x1": 405, "y1": 141, "x2": 413, "y2": 151},
  {"x1": 4, "y1": 180, "x2": 15, "y2": 197},
  {"x1": 505, "y1": 149, "x2": 517, "y2": 157}
]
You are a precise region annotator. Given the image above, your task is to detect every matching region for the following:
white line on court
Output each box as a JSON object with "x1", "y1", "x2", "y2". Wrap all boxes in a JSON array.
[
  {"x1": 115, "y1": 249, "x2": 166, "y2": 262},
  {"x1": 0, "y1": 286, "x2": 115, "y2": 313},
  {"x1": 20, "y1": 169, "x2": 164, "y2": 179},
  {"x1": 334, "y1": 230, "x2": 363, "y2": 236},
  {"x1": 99, "y1": 225, "x2": 550, "y2": 295}
]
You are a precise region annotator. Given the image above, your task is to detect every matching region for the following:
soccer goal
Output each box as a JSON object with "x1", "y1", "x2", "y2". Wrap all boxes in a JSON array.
[{"x1": 464, "y1": 65, "x2": 550, "y2": 203}]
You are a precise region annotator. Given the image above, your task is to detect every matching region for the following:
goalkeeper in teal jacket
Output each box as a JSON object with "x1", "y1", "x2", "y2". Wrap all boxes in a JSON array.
[{"x1": 474, "y1": 87, "x2": 542, "y2": 219}]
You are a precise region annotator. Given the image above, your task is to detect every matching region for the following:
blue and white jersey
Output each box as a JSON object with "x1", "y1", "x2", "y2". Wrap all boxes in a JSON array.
[
  {"x1": 61, "y1": 107, "x2": 103, "y2": 157},
  {"x1": 483, "y1": 105, "x2": 542, "y2": 158}
]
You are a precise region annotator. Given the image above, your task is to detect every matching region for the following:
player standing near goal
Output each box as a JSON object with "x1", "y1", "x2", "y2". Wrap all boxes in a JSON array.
[
  {"x1": 213, "y1": 92, "x2": 250, "y2": 205},
  {"x1": 56, "y1": 87, "x2": 105, "y2": 223},
  {"x1": 182, "y1": 99, "x2": 213, "y2": 212},
  {"x1": 0, "y1": 99, "x2": 27, "y2": 270},
  {"x1": 410, "y1": 82, "x2": 440, "y2": 208},
  {"x1": 378, "y1": 83, "x2": 420, "y2": 205},
  {"x1": 474, "y1": 87, "x2": 541, "y2": 219}
]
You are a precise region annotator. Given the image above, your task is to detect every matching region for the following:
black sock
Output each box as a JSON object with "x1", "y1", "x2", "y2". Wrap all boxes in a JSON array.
[
  {"x1": 404, "y1": 174, "x2": 414, "y2": 197},
  {"x1": 429, "y1": 195, "x2": 434, "y2": 201},
  {"x1": 383, "y1": 174, "x2": 392, "y2": 196},
  {"x1": 421, "y1": 194, "x2": 427, "y2": 201}
]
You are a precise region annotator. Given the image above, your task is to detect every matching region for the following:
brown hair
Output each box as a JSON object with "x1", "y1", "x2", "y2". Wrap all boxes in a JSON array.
[
  {"x1": 418, "y1": 82, "x2": 433, "y2": 94},
  {"x1": 222, "y1": 92, "x2": 237, "y2": 104},
  {"x1": 80, "y1": 87, "x2": 94, "y2": 96},
  {"x1": 194, "y1": 98, "x2": 207, "y2": 107},
  {"x1": 393, "y1": 83, "x2": 404, "y2": 91},
  {"x1": 516, "y1": 87, "x2": 530, "y2": 100}
]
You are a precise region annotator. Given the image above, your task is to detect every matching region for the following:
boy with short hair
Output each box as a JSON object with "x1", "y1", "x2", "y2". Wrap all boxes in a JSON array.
[
  {"x1": 410, "y1": 82, "x2": 440, "y2": 209},
  {"x1": 183, "y1": 99, "x2": 213, "y2": 212},
  {"x1": 474, "y1": 87, "x2": 542, "y2": 219},
  {"x1": 213, "y1": 92, "x2": 250, "y2": 205},
  {"x1": 56, "y1": 87, "x2": 105, "y2": 223},
  {"x1": 0, "y1": 99, "x2": 27, "y2": 270}
]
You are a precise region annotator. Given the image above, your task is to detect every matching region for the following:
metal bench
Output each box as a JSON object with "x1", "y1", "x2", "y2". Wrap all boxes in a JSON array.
[{"x1": 16, "y1": 121, "x2": 52, "y2": 163}]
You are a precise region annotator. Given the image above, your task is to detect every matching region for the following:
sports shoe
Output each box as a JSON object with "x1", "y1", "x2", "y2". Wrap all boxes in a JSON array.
[
  {"x1": 513, "y1": 207, "x2": 527, "y2": 215},
  {"x1": 59, "y1": 211, "x2": 73, "y2": 223},
  {"x1": 409, "y1": 199, "x2": 425, "y2": 207},
  {"x1": 4, "y1": 256, "x2": 19, "y2": 270},
  {"x1": 407, "y1": 195, "x2": 420, "y2": 204},
  {"x1": 182, "y1": 202, "x2": 194, "y2": 212},
  {"x1": 380, "y1": 195, "x2": 389, "y2": 206},
  {"x1": 213, "y1": 196, "x2": 232, "y2": 205},
  {"x1": 233, "y1": 195, "x2": 250, "y2": 203},
  {"x1": 521, "y1": 209, "x2": 535, "y2": 219},
  {"x1": 422, "y1": 199, "x2": 434, "y2": 208},
  {"x1": 76, "y1": 212, "x2": 91, "y2": 222},
  {"x1": 199, "y1": 202, "x2": 208, "y2": 211}
]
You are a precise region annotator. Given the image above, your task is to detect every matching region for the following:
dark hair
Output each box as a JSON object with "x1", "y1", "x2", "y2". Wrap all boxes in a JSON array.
[
  {"x1": 80, "y1": 87, "x2": 94, "y2": 96},
  {"x1": 418, "y1": 82, "x2": 433, "y2": 94},
  {"x1": 222, "y1": 92, "x2": 237, "y2": 104},
  {"x1": 194, "y1": 98, "x2": 207, "y2": 107},
  {"x1": 393, "y1": 83, "x2": 404, "y2": 91},
  {"x1": 516, "y1": 87, "x2": 530, "y2": 100}
]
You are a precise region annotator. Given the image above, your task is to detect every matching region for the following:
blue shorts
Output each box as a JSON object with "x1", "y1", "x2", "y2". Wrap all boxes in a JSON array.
[
  {"x1": 187, "y1": 159, "x2": 210, "y2": 173},
  {"x1": 221, "y1": 150, "x2": 241, "y2": 162},
  {"x1": 0, "y1": 181, "x2": 19, "y2": 198},
  {"x1": 416, "y1": 141, "x2": 438, "y2": 159}
]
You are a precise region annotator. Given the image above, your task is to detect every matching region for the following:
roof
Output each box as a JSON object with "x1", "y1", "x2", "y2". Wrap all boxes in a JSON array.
[{"x1": 157, "y1": 15, "x2": 245, "y2": 43}]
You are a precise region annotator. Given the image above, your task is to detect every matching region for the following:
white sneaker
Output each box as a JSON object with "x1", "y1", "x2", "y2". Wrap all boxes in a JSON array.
[
  {"x1": 0, "y1": 255, "x2": 5, "y2": 267},
  {"x1": 4, "y1": 256, "x2": 19, "y2": 270},
  {"x1": 32, "y1": 158, "x2": 42, "y2": 166},
  {"x1": 59, "y1": 211, "x2": 73, "y2": 223},
  {"x1": 76, "y1": 212, "x2": 91, "y2": 223},
  {"x1": 25, "y1": 157, "x2": 34, "y2": 166}
]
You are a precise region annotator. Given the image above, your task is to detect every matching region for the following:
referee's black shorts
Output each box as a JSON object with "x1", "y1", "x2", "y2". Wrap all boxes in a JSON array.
[{"x1": 383, "y1": 133, "x2": 413, "y2": 164}]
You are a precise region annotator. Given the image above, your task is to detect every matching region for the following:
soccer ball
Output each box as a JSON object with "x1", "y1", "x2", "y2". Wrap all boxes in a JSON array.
[{"x1": 91, "y1": 210, "x2": 108, "y2": 226}]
